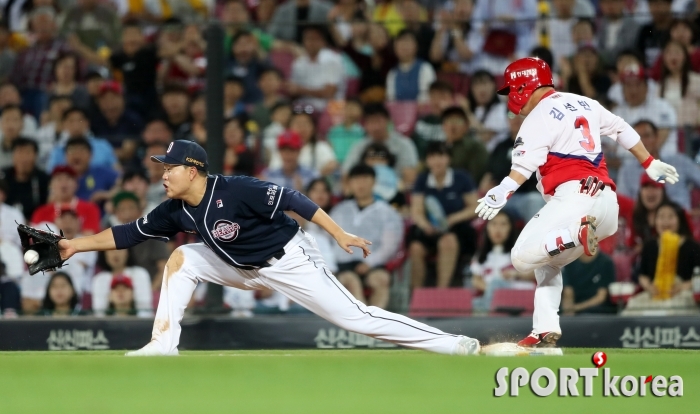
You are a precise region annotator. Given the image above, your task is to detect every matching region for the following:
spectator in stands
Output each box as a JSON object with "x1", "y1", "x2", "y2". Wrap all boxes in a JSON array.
[
  {"x1": 31, "y1": 166, "x2": 101, "y2": 235},
  {"x1": 118, "y1": 171, "x2": 150, "y2": 215},
  {"x1": 267, "y1": 0, "x2": 333, "y2": 43},
  {"x1": 92, "y1": 249, "x2": 153, "y2": 317},
  {"x1": 0, "y1": 258, "x2": 20, "y2": 318},
  {"x1": 46, "y1": 52, "x2": 89, "y2": 110},
  {"x1": 9, "y1": 7, "x2": 70, "y2": 118},
  {"x1": 142, "y1": 143, "x2": 168, "y2": 212},
  {"x1": 223, "y1": 116, "x2": 255, "y2": 176},
  {"x1": 468, "y1": 0, "x2": 537, "y2": 74},
  {"x1": 1, "y1": 138, "x2": 50, "y2": 219},
  {"x1": 636, "y1": 0, "x2": 674, "y2": 67},
  {"x1": 656, "y1": 40, "x2": 700, "y2": 127},
  {"x1": 89, "y1": 81, "x2": 144, "y2": 159},
  {"x1": 632, "y1": 174, "x2": 671, "y2": 249},
  {"x1": 561, "y1": 251, "x2": 616, "y2": 315},
  {"x1": 651, "y1": 19, "x2": 700, "y2": 79},
  {"x1": 395, "y1": 0, "x2": 433, "y2": 60},
  {"x1": 40, "y1": 272, "x2": 80, "y2": 316},
  {"x1": 481, "y1": 110, "x2": 544, "y2": 221},
  {"x1": 61, "y1": 0, "x2": 121, "y2": 51},
  {"x1": 108, "y1": 21, "x2": 159, "y2": 114},
  {"x1": 607, "y1": 50, "x2": 658, "y2": 107},
  {"x1": 35, "y1": 95, "x2": 72, "y2": 164},
  {"x1": 543, "y1": 0, "x2": 581, "y2": 67},
  {"x1": 470, "y1": 211, "x2": 534, "y2": 312},
  {"x1": 597, "y1": 0, "x2": 641, "y2": 67},
  {"x1": 0, "y1": 21, "x2": 15, "y2": 82},
  {"x1": 338, "y1": 20, "x2": 397, "y2": 102},
  {"x1": 48, "y1": 107, "x2": 117, "y2": 171},
  {"x1": 159, "y1": 84, "x2": 193, "y2": 141},
  {"x1": 105, "y1": 275, "x2": 137, "y2": 316},
  {"x1": 83, "y1": 68, "x2": 107, "y2": 117},
  {"x1": 64, "y1": 136, "x2": 119, "y2": 204},
  {"x1": 302, "y1": 178, "x2": 338, "y2": 273},
  {"x1": 561, "y1": 43, "x2": 612, "y2": 101},
  {"x1": 327, "y1": 0, "x2": 365, "y2": 45},
  {"x1": 408, "y1": 142, "x2": 478, "y2": 288},
  {"x1": 441, "y1": 106, "x2": 487, "y2": 183},
  {"x1": 157, "y1": 23, "x2": 207, "y2": 90},
  {"x1": 331, "y1": 164, "x2": 403, "y2": 309},
  {"x1": 467, "y1": 70, "x2": 508, "y2": 152},
  {"x1": 287, "y1": 25, "x2": 344, "y2": 110},
  {"x1": 140, "y1": 119, "x2": 174, "y2": 149},
  {"x1": 328, "y1": 98, "x2": 365, "y2": 164},
  {"x1": 360, "y1": 143, "x2": 402, "y2": 207},
  {"x1": 262, "y1": 101, "x2": 292, "y2": 163},
  {"x1": 262, "y1": 131, "x2": 318, "y2": 191},
  {"x1": 0, "y1": 105, "x2": 28, "y2": 169},
  {"x1": 429, "y1": 0, "x2": 476, "y2": 74},
  {"x1": 286, "y1": 109, "x2": 337, "y2": 175},
  {"x1": 0, "y1": 178, "x2": 24, "y2": 245},
  {"x1": 111, "y1": 190, "x2": 169, "y2": 291},
  {"x1": 228, "y1": 31, "x2": 269, "y2": 105},
  {"x1": 190, "y1": 93, "x2": 207, "y2": 146},
  {"x1": 343, "y1": 103, "x2": 419, "y2": 187},
  {"x1": 613, "y1": 64, "x2": 678, "y2": 158},
  {"x1": 617, "y1": 120, "x2": 700, "y2": 211},
  {"x1": 411, "y1": 81, "x2": 452, "y2": 157},
  {"x1": 0, "y1": 83, "x2": 38, "y2": 136},
  {"x1": 250, "y1": 67, "x2": 285, "y2": 131},
  {"x1": 386, "y1": 29, "x2": 436, "y2": 103},
  {"x1": 223, "y1": 75, "x2": 246, "y2": 118},
  {"x1": 624, "y1": 201, "x2": 700, "y2": 315}
]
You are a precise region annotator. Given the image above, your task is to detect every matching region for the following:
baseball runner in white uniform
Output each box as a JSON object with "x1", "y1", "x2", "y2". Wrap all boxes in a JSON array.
[
  {"x1": 57, "y1": 140, "x2": 480, "y2": 356},
  {"x1": 475, "y1": 58, "x2": 680, "y2": 347}
]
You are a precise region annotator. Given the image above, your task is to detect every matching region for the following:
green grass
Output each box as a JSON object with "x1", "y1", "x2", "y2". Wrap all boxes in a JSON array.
[{"x1": 0, "y1": 348, "x2": 697, "y2": 413}]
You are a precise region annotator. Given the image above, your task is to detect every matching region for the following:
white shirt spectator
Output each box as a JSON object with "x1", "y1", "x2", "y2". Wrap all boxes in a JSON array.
[
  {"x1": 0, "y1": 202, "x2": 25, "y2": 246},
  {"x1": 0, "y1": 240, "x2": 26, "y2": 280},
  {"x1": 290, "y1": 48, "x2": 345, "y2": 110},
  {"x1": 269, "y1": 141, "x2": 337, "y2": 173},
  {"x1": 330, "y1": 199, "x2": 403, "y2": 268},
  {"x1": 92, "y1": 266, "x2": 153, "y2": 318},
  {"x1": 304, "y1": 222, "x2": 338, "y2": 273},
  {"x1": 607, "y1": 80, "x2": 659, "y2": 107},
  {"x1": 342, "y1": 131, "x2": 419, "y2": 175},
  {"x1": 474, "y1": 101, "x2": 509, "y2": 152},
  {"x1": 613, "y1": 95, "x2": 678, "y2": 158}
]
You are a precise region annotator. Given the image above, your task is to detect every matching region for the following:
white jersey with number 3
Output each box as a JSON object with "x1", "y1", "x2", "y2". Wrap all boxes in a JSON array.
[{"x1": 510, "y1": 91, "x2": 629, "y2": 197}]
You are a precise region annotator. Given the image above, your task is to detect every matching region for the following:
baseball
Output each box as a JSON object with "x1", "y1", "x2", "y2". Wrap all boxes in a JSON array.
[{"x1": 24, "y1": 250, "x2": 39, "y2": 265}]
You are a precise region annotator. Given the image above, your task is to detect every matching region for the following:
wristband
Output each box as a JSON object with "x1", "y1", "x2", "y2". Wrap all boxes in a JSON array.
[
  {"x1": 641, "y1": 155, "x2": 654, "y2": 169},
  {"x1": 500, "y1": 176, "x2": 521, "y2": 199}
]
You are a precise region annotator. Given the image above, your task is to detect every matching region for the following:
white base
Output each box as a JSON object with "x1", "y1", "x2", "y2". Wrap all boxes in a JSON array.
[{"x1": 480, "y1": 342, "x2": 564, "y2": 356}]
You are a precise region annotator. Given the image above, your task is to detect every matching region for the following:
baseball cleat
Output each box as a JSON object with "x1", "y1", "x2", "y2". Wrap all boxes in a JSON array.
[
  {"x1": 517, "y1": 331, "x2": 561, "y2": 348},
  {"x1": 125, "y1": 341, "x2": 179, "y2": 357},
  {"x1": 453, "y1": 336, "x2": 481, "y2": 356},
  {"x1": 578, "y1": 215, "x2": 598, "y2": 256}
]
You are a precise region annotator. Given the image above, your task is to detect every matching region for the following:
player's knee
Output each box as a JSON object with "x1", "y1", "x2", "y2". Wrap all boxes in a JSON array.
[
  {"x1": 164, "y1": 247, "x2": 188, "y2": 283},
  {"x1": 437, "y1": 233, "x2": 458, "y2": 251},
  {"x1": 367, "y1": 270, "x2": 390, "y2": 289},
  {"x1": 510, "y1": 247, "x2": 537, "y2": 274},
  {"x1": 409, "y1": 241, "x2": 426, "y2": 258}
]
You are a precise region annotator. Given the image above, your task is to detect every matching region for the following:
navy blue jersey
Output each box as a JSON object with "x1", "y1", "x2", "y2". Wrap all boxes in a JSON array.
[{"x1": 112, "y1": 175, "x2": 319, "y2": 268}]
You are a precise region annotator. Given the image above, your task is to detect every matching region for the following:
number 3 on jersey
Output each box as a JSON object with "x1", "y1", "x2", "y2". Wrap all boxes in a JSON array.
[{"x1": 574, "y1": 116, "x2": 595, "y2": 151}]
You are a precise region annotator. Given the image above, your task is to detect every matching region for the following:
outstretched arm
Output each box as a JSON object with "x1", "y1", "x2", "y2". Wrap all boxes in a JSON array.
[
  {"x1": 311, "y1": 209, "x2": 372, "y2": 258},
  {"x1": 59, "y1": 228, "x2": 117, "y2": 261}
]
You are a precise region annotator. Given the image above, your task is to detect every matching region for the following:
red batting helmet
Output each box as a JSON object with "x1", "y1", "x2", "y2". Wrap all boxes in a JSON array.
[{"x1": 497, "y1": 57, "x2": 554, "y2": 115}]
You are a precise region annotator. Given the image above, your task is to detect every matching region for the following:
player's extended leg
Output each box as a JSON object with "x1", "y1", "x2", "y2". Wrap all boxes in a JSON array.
[
  {"x1": 126, "y1": 243, "x2": 261, "y2": 356},
  {"x1": 258, "y1": 231, "x2": 479, "y2": 355},
  {"x1": 531, "y1": 264, "x2": 564, "y2": 336}
]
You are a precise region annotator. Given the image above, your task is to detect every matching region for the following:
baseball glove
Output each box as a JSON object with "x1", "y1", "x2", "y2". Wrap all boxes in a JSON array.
[{"x1": 17, "y1": 224, "x2": 67, "y2": 275}]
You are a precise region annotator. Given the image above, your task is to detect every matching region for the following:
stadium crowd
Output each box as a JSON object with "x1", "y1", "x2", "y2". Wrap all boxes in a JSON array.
[{"x1": 0, "y1": 0, "x2": 699, "y2": 318}]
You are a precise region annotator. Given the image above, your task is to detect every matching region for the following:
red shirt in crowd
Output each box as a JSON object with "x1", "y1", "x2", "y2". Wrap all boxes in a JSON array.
[{"x1": 31, "y1": 198, "x2": 101, "y2": 235}]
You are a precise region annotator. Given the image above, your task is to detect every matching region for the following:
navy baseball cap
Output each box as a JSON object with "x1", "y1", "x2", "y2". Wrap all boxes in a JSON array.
[{"x1": 151, "y1": 140, "x2": 209, "y2": 171}]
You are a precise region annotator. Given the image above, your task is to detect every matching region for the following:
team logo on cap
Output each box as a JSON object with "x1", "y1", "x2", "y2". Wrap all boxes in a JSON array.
[
  {"x1": 167, "y1": 142, "x2": 174, "y2": 153},
  {"x1": 211, "y1": 220, "x2": 240, "y2": 242}
]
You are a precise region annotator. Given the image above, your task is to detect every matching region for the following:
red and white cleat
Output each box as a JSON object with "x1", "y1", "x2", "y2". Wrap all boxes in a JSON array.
[
  {"x1": 517, "y1": 331, "x2": 561, "y2": 348},
  {"x1": 578, "y1": 215, "x2": 598, "y2": 256}
]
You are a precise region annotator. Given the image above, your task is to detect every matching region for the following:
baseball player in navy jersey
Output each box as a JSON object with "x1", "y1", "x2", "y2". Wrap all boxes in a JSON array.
[
  {"x1": 475, "y1": 57, "x2": 680, "y2": 348},
  {"x1": 58, "y1": 140, "x2": 480, "y2": 356}
]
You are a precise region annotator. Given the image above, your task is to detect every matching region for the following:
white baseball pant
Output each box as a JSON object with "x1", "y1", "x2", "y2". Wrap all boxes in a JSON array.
[
  {"x1": 148, "y1": 229, "x2": 465, "y2": 354},
  {"x1": 510, "y1": 181, "x2": 619, "y2": 335}
]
